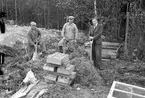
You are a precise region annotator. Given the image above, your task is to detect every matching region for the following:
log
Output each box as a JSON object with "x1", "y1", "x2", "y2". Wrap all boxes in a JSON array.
[{"x1": 102, "y1": 42, "x2": 120, "y2": 47}]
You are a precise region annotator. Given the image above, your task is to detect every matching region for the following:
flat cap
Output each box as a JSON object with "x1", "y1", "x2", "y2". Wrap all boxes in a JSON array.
[
  {"x1": 30, "y1": 21, "x2": 36, "y2": 26},
  {"x1": 68, "y1": 16, "x2": 75, "y2": 19}
]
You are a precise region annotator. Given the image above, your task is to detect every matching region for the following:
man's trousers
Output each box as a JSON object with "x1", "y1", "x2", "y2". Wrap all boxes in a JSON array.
[
  {"x1": 92, "y1": 40, "x2": 102, "y2": 69},
  {"x1": 27, "y1": 41, "x2": 46, "y2": 60},
  {"x1": 58, "y1": 38, "x2": 76, "y2": 53}
]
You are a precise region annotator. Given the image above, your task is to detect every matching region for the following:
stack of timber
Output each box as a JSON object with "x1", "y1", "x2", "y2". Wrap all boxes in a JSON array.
[
  {"x1": 43, "y1": 52, "x2": 76, "y2": 85},
  {"x1": 85, "y1": 41, "x2": 120, "y2": 61}
]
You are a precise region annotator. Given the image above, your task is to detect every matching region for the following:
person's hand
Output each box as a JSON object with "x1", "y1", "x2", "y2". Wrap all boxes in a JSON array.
[
  {"x1": 101, "y1": 35, "x2": 105, "y2": 39},
  {"x1": 89, "y1": 36, "x2": 94, "y2": 41},
  {"x1": 64, "y1": 36, "x2": 69, "y2": 41},
  {"x1": 73, "y1": 39, "x2": 77, "y2": 43}
]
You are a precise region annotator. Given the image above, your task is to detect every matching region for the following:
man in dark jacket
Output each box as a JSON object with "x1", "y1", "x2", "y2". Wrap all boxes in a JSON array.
[
  {"x1": 27, "y1": 22, "x2": 46, "y2": 60},
  {"x1": 89, "y1": 17, "x2": 103, "y2": 70},
  {"x1": 0, "y1": 12, "x2": 6, "y2": 34},
  {"x1": 0, "y1": 12, "x2": 6, "y2": 74}
]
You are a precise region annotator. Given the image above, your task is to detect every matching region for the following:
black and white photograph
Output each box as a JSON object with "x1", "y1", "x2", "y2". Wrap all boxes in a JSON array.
[{"x1": 0, "y1": 0, "x2": 145, "y2": 98}]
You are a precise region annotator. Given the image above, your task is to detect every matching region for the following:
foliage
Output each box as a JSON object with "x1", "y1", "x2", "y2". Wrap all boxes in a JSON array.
[{"x1": 70, "y1": 57, "x2": 102, "y2": 87}]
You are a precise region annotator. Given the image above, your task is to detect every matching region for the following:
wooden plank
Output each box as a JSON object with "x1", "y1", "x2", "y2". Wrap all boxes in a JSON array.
[
  {"x1": 47, "y1": 52, "x2": 69, "y2": 65},
  {"x1": 102, "y1": 49, "x2": 117, "y2": 55},
  {"x1": 102, "y1": 46, "x2": 118, "y2": 50},
  {"x1": 102, "y1": 54, "x2": 116, "y2": 59},
  {"x1": 102, "y1": 42, "x2": 120, "y2": 46},
  {"x1": 57, "y1": 64, "x2": 75, "y2": 75},
  {"x1": 44, "y1": 70, "x2": 76, "y2": 78},
  {"x1": 102, "y1": 59, "x2": 111, "y2": 62},
  {"x1": 35, "y1": 89, "x2": 48, "y2": 98},
  {"x1": 25, "y1": 81, "x2": 48, "y2": 98},
  {"x1": 10, "y1": 81, "x2": 39, "y2": 98},
  {"x1": 10, "y1": 86, "x2": 28, "y2": 98}
]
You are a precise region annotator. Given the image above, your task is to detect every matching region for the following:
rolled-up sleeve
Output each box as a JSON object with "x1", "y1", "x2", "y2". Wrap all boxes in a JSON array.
[
  {"x1": 74, "y1": 24, "x2": 78, "y2": 39},
  {"x1": 27, "y1": 31, "x2": 33, "y2": 44},
  {"x1": 61, "y1": 23, "x2": 67, "y2": 37}
]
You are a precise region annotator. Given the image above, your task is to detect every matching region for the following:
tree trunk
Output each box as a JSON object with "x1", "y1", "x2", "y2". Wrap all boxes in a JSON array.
[
  {"x1": 44, "y1": 9, "x2": 46, "y2": 28},
  {"x1": 94, "y1": 0, "x2": 97, "y2": 17},
  {"x1": 15, "y1": 0, "x2": 18, "y2": 24},
  {"x1": 47, "y1": 0, "x2": 50, "y2": 29},
  {"x1": 124, "y1": 3, "x2": 130, "y2": 56}
]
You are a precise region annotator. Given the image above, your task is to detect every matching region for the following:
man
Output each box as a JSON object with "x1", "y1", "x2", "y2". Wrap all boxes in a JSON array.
[
  {"x1": 0, "y1": 12, "x2": 6, "y2": 74},
  {"x1": 0, "y1": 12, "x2": 6, "y2": 65},
  {"x1": 0, "y1": 12, "x2": 6, "y2": 34},
  {"x1": 89, "y1": 17, "x2": 103, "y2": 70},
  {"x1": 58, "y1": 16, "x2": 78, "y2": 53},
  {"x1": 27, "y1": 22, "x2": 45, "y2": 60}
]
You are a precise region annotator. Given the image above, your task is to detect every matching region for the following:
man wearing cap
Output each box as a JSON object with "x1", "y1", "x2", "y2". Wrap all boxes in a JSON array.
[
  {"x1": 27, "y1": 22, "x2": 45, "y2": 60},
  {"x1": 58, "y1": 16, "x2": 78, "y2": 53},
  {"x1": 89, "y1": 17, "x2": 103, "y2": 70}
]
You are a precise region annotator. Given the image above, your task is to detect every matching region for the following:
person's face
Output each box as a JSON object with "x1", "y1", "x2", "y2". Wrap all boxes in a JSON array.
[
  {"x1": 69, "y1": 18, "x2": 74, "y2": 23},
  {"x1": 92, "y1": 19, "x2": 98, "y2": 25},
  {"x1": 31, "y1": 25, "x2": 36, "y2": 29}
]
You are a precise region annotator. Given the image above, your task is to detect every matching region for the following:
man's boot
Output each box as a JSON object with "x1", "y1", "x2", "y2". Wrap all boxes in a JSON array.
[
  {"x1": 94, "y1": 61, "x2": 103, "y2": 70},
  {"x1": 59, "y1": 46, "x2": 63, "y2": 53}
]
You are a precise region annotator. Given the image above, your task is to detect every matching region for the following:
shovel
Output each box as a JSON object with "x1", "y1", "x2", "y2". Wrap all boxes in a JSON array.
[{"x1": 32, "y1": 40, "x2": 38, "y2": 61}]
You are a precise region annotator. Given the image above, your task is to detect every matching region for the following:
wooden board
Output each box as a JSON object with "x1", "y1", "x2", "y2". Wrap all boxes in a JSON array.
[
  {"x1": 102, "y1": 42, "x2": 120, "y2": 47},
  {"x1": 44, "y1": 70, "x2": 76, "y2": 79},
  {"x1": 47, "y1": 52, "x2": 69, "y2": 65},
  {"x1": 107, "y1": 81, "x2": 145, "y2": 98},
  {"x1": 25, "y1": 81, "x2": 48, "y2": 98},
  {"x1": 44, "y1": 74, "x2": 76, "y2": 86},
  {"x1": 102, "y1": 46, "x2": 118, "y2": 50},
  {"x1": 57, "y1": 64, "x2": 75, "y2": 75},
  {"x1": 10, "y1": 81, "x2": 39, "y2": 98}
]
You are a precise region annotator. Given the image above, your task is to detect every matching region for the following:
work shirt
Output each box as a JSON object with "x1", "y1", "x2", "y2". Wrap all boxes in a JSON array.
[
  {"x1": 61, "y1": 22, "x2": 78, "y2": 40},
  {"x1": 27, "y1": 28, "x2": 41, "y2": 45}
]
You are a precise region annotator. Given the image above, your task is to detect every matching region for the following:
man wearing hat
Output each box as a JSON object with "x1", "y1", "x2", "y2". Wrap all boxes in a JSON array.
[
  {"x1": 58, "y1": 16, "x2": 78, "y2": 53},
  {"x1": 27, "y1": 22, "x2": 46, "y2": 60},
  {"x1": 89, "y1": 17, "x2": 103, "y2": 70}
]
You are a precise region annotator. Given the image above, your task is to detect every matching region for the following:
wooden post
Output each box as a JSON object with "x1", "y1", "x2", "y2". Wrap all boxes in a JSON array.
[{"x1": 124, "y1": 3, "x2": 130, "y2": 55}]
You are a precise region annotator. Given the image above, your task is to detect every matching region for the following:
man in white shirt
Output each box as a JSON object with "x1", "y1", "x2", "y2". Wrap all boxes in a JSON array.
[{"x1": 58, "y1": 16, "x2": 78, "y2": 53}]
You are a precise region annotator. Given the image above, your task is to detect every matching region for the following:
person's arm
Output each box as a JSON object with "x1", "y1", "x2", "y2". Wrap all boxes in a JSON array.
[
  {"x1": 27, "y1": 31, "x2": 35, "y2": 45},
  {"x1": 61, "y1": 23, "x2": 66, "y2": 37},
  {"x1": 89, "y1": 26, "x2": 94, "y2": 40},
  {"x1": 94, "y1": 24, "x2": 103, "y2": 40},
  {"x1": 74, "y1": 24, "x2": 79, "y2": 40}
]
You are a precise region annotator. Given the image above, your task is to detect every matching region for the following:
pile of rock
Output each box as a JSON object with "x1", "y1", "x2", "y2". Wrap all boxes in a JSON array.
[{"x1": 43, "y1": 52, "x2": 76, "y2": 85}]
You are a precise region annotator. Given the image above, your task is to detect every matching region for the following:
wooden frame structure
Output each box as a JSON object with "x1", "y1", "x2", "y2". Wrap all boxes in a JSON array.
[{"x1": 107, "y1": 81, "x2": 145, "y2": 98}]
